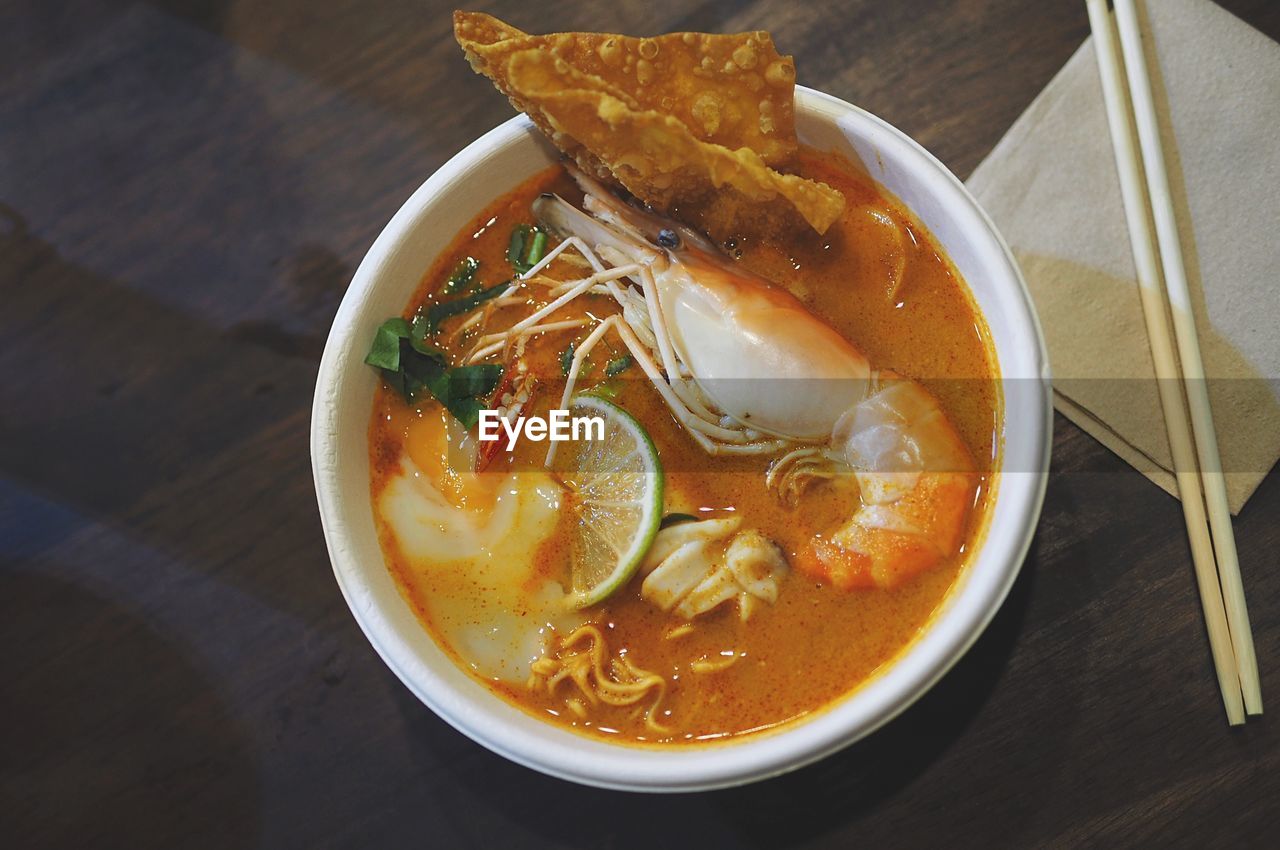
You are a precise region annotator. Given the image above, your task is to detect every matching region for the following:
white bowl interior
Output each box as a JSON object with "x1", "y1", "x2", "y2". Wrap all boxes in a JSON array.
[{"x1": 311, "y1": 87, "x2": 1051, "y2": 792}]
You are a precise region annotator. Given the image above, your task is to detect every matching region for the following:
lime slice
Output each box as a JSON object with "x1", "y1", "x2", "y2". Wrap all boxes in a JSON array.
[{"x1": 554, "y1": 394, "x2": 664, "y2": 609}]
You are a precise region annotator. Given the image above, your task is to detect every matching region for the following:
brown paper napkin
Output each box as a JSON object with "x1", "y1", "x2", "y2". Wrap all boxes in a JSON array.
[{"x1": 966, "y1": 0, "x2": 1280, "y2": 513}]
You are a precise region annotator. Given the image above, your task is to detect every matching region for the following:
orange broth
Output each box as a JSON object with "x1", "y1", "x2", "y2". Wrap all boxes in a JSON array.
[{"x1": 368, "y1": 150, "x2": 1000, "y2": 744}]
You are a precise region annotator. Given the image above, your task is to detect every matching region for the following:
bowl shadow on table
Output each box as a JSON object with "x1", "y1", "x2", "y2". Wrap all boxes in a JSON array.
[
  {"x1": 709, "y1": 529, "x2": 1069, "y2": 845},
  {"x1": 392, "y1": 519, "x2": 1093, "y2": 849},
  {"x1": 709, "y1": 559, "x2": 1039, "y2": 823}
]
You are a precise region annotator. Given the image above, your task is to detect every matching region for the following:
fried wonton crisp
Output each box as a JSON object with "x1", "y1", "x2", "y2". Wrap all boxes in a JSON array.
[{"x1": 454, "y1": 11, "x2": 845, "y2": 237}]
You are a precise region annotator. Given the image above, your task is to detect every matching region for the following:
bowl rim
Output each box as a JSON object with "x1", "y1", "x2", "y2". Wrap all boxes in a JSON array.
[{"x1": 311, "y1": 85, "x2": 1052, "y2": 792}]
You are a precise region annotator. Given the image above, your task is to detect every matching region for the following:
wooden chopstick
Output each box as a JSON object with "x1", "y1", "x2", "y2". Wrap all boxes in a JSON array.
[
  {"x1": 1110, "y1": 0, "x2": 1261, "y2": 716},
  {"x1": 1085, "y1": 0, "x2": 1249, "y2": 724}
]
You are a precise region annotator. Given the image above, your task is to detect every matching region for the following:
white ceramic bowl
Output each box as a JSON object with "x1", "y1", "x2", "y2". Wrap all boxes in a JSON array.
[{"x1": 312, "y1": 86, "x2": 1052, "y2": 792}]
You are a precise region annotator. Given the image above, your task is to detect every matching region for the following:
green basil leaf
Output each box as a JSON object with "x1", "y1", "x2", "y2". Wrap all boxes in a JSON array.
[
  {"x1": 409, "y1": 313, "x2": 431, "y2": 347},
  {"x1": 447, "y1": 363, "x2": 504, "y2": 398},
  {"x1": 605, "y1": 355, "x2": 634, "y2": 377},
  {"x1": 442, "y1": 256, "x2": 480, "y2": 294},
  {"x1": 381, "y1": 366, "x2": 409, "y2": 401},
  {"x1": 367, "y1": 313, "x2": 503, "y2": 429},
  {"x1": 401, "y1": 349, "x2": 446, "y2": 384},
  {"x1": 364, "y1": 318, "x2": 412, "y2": 370},
  {"x1": 408, "y1": 316, "x2": 447, "y2": 358},
  {"x1": 507, "y1": 224, "x2": 530, "y2": 270},
  {"x1": 424, "y1": 282, "x2": 510, "y2": 334},
  {"x1": 443, "y1": 396, "x2": 486, "y2": 430}
]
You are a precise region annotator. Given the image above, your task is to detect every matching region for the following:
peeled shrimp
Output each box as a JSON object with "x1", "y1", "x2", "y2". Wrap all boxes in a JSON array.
[{"x1": 793, "y1": 376, "x2": 975, "y2": 590}]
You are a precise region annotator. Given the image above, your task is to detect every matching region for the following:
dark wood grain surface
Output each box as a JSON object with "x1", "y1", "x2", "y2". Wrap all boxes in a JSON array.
[{"x1": 3, "y1": 1, "x2": 1278, "y2": 847}]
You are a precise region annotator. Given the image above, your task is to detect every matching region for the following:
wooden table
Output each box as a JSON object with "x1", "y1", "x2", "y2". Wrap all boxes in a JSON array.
[{"x1": 3, "y1": 1, "x2": 1277, "y2": 846}]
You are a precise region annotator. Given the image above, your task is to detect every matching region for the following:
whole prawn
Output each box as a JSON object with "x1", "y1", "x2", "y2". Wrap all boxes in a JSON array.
[{"x1": 480, "y1": 166, "x2": 979, "y2": 591}]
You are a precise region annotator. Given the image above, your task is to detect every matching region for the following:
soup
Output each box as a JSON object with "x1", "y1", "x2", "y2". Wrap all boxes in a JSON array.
[{"x1": 366, "y1": 149, "x2": 999, "y2": 744}]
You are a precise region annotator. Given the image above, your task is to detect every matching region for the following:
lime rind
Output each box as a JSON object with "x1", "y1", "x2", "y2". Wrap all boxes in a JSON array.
[{"x1": 560, "y1": 394, "x2": 664, "y2": 609}]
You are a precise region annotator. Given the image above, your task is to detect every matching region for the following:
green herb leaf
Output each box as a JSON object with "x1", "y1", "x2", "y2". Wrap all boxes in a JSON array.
[
  {"x1": 442, "y1": 256, "x2": 480, "y2": 294},
  {"x1": 445, "y1": 396, "x2": 486, "y2": 430},
  {"x1": 446, "y1": 363, "x2": 504, "y2": 400},
  {"x1": 408, "y1": 313, "x2": 435, "y2": 352},
  {"x1": 401, "y1": 345, "x2": 447, "y2": 383},
  {"x1": 507, "y1": 224, "x2": 531, "y2": 270},
  {"x1": 423, "y1": 282, "x2": 510, "y2": 334},
  {"x1": 380, "y1": 365, "x2": 409, "y2": 400},
  {"x1": 509, "y1": 223, "x2": 549, "y2": 275},
  {"x1": 419, "y1": 363, "x2": 504, "y2": 429},
  {"x1": 559, "y1": 342, "x2": 576, "y2": 376},
  {"x1": 525, "y1": 230, "x2": 547, "y2": 269},
  {"x1": 364, "y1": 318, "x2": 412, "y2": 370},
  {"x1": 367, "y1": 314, "x2": 504, "y2": 428},
  {"x1": 659, "y1": 513, "x2": 699, "y2": 530},
  {"x1": 605, "y1": 355, "x2": 634, "y2": 377}
]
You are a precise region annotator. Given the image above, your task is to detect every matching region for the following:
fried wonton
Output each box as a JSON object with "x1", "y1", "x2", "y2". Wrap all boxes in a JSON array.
[{"x1": 454, "y1": 11, "x2": 845, "y2": 238}]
